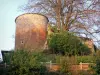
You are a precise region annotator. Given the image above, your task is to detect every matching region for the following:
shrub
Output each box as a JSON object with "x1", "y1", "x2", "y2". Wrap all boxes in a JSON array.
[
  {"x1": 48, "y1": 31, "x2": 91, "y2": 56},
  {"x1": 93, "y1": 58, "x2": 100, "y2": 75},
  {"x1": 77, "y1": 56, "x2": 96, "y2": 63},
  {"x1": 57, "y1": 56, "x2": 72, "y2": 75},
  {"x1": 8, "y1": 50, "x2": 47, "y2": 75},
  {"x1": 79, "y1": 70, "x2": 93, "y2": 75},
  {"x1": 0, "y1": 66, "x2": 9, "y2": 75},
  {"x1": 55, "y1": 56, "x2": 78, "y2": 75}
]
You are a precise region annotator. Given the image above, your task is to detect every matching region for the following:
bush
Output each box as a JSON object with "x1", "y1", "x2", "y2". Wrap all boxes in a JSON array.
[
  {"x1": 8, "y1": 50, "x2": 47, "y2": 75},
  {"x1": 48, "y1": 31, "x2": 91, "y2": 56},
  {"x1": 79, "y1": 70, "x2": 93, "y2": 75},
  {"x1": 0, "y1": 66, "x2": 9, "y2": 75},
  {"x1": 77, "y1": 56, "x2": 96, "y2": 63},
  {"x1": 59, "y1": 56, "x2": 72, "y2": 75},
  {"x1": 93, "y1": 58, "x2": 100, "y2": 75},
  {"x1": 55, "y1": 56, "x2": 78, "y2": 75}
]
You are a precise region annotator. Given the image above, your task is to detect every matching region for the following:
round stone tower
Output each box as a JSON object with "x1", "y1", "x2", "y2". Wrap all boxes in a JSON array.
[{"x1": 15, "y1": 13, "x2": 48, "y2": 51}]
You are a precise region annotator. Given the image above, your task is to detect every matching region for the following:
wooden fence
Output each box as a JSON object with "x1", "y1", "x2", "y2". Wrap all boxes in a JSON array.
[{"x1": 45, "y1": 61, "x2": 92, "y2": 72}]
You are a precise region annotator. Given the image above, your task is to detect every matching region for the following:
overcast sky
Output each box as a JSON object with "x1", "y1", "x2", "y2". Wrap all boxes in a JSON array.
[{"x1": 0, "y1": 0, "x2": 28, "y2": 51}]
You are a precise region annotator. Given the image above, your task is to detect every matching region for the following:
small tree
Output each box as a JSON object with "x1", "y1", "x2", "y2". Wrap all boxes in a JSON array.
[{"x1": 48, "y1": 31, "x2": 91, "y2": 56}]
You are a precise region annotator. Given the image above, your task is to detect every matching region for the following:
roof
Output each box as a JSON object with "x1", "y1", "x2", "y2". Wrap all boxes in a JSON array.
[
  {"x1": 15, "y1": 13, "x2": 49, "y2": 23},
  {"x1": 79, "y1": 37, "x2": 92, "y2": 41}
]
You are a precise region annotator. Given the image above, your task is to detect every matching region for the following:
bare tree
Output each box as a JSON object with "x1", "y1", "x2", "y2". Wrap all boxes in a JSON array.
[{"x1": 21, "y1": 0, "x2": 100, "y2": 45}]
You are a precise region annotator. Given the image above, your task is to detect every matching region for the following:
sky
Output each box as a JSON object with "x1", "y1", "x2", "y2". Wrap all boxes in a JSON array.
[
  {"x1": 0, "y1": 0, "x2": 28, "y2": 59},
  {"x1": 0, "y1": 0, "x2": 28, "y2": 51}
]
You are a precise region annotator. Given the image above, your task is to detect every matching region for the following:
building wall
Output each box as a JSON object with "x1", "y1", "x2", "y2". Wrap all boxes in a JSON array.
[
  {"x1": 84, "y1": 39, "x2": 94, "y2": 53},
  {"x1": 80, "y1": 37, "x2": 95, "y2": 53}
]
